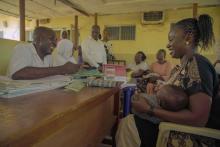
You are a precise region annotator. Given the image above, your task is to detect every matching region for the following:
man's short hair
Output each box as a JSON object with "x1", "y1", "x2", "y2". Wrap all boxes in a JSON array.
[
  {"x1": 92, "y1": 25, "x2": 100, "y2": 30},
  {"x1": 33, "y1": 26, "x2": 54, "y2": 42}
]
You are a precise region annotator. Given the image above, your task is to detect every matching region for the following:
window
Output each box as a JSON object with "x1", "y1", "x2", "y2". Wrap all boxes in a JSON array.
[
  {"x1": 121, "y1": 26, "x2": 135, "y2": 40},
  {"x1": 105, "y1": 26, "x2": 119, "y2": 40},
  {"x1": 105, "y1": 25, "x2": 136, "y2": 40}
]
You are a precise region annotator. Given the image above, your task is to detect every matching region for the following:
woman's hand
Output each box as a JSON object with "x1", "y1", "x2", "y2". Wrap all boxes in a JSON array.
[
  {"x1": 146, "y1": 83, "x2": 155, "y2": 95},
  {"x1": 154, "y1": 83, "x2": 164, "y2": 92},
  {"x1": 146, "y1": 82, "x2": 164, "y2": 94},
  {"x1": 132, "y1": 96, "x2": 150, "y2": 113}
]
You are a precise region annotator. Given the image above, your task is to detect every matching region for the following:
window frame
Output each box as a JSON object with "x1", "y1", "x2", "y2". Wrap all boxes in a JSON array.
[{"x1": 104, "y1": 25, "x2": 136, "y2": 41}]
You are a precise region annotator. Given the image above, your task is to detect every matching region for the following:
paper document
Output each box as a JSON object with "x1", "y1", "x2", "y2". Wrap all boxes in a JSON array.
[{"x1": 0, "y1": 75, "x2": 72, "y2": 98}]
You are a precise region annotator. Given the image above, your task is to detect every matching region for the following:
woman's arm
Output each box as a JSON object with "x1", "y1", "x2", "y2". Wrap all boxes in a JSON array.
[{"x1": 132, "y1": 92, "x2": 212, "y2": 127}]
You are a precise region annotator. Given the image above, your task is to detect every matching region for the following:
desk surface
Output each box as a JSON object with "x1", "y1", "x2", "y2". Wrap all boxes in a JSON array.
[{"x1": 0, "y1": 87, "x2": 119, "y2": 146}]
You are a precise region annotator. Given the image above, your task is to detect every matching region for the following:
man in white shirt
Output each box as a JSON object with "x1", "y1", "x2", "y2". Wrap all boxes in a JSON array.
[
  {"x1": 56, "y1": 31, "x2": 76, "y2": 64},
  {"x1": 81, "y1": 25, "x2": 107, "y2": 68},
  {"x1": 8, "y1": 27, "x2": 80, "y2": 80}
]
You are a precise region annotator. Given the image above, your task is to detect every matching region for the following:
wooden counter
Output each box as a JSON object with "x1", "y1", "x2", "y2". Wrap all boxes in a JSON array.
[{"x1": 0, "y1": 87, "x2": 120, "y2": 147}]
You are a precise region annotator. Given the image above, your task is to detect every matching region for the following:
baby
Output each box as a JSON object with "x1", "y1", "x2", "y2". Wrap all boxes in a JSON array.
[{"x1": 132, "y1": 84, "x2": 188, "y2": 124}]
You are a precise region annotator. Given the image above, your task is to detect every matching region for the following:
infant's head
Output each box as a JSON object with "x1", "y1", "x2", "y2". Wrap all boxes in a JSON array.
[{"x1": 156, "y1": 85, "x2": 188, "y2": 111}]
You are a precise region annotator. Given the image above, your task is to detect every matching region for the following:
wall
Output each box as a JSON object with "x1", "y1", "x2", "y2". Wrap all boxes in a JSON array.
[
  {"x1": 41, "y1": 6, "x2": 220, "y2": 65},
  {"x1": 0, "y1": 6, "x2": 219, "y2": 69},
  {"x1": 0, "y1": 38, "x2": 20, "y2": 75}
]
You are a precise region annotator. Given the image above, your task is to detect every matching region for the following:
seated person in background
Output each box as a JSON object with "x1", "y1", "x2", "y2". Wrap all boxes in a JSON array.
[
  {"x1": 127, "y1": 51, "x2": 149, "y2": 78},
  {"x1": 56, "y1": 30, "x2": 76, "y2": 65},
  {"x1": 150, "y1": 49, "x2": 172, "y2": 81},
  {"x1": 132, "y1": 85, "x2": 188, "y2": 124},
  {"x1": 7, "y1": 26, "x2": 80, "y2": 80},
  {"x1": 81, "y1": 25, "x2": 107, "y2": 70}
]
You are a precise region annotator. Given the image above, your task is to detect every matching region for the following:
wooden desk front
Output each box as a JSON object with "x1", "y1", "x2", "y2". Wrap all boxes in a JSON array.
[{"x1": 0, "y1": 87, "x2": 119, "y2": 147}]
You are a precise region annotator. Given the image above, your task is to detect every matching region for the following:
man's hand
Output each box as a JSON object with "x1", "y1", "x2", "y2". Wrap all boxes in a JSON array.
[
  {"x1": 98, "y1": 66, "x2": 103, "y2": 72},
  {"x1": 80, "y1": 64, "x2": 90, "y2": 69},
  {"x1": 61, "y1": 62, "x2": 80, "y2": 74},
  {"x1": 132, "y1": 96, "x2": 150, "y2": 113}
]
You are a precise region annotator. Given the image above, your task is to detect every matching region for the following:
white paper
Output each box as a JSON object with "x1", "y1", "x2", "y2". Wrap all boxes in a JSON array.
[{"x1": 0, "y1": 75, "x2": 72, "y2": 98}]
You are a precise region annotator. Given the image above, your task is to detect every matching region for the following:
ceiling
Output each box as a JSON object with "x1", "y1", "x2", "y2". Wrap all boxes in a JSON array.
[{"x1": 0, "y1": 0, "x2": 219, "y2": 19}]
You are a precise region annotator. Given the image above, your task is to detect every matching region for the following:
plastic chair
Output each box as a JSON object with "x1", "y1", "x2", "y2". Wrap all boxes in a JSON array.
[{"x1": 156, "y1": 122, "x2": 220, "y2": 147}]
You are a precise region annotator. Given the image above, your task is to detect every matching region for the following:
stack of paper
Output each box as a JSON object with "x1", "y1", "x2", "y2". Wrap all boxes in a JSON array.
[
  {"x1": 0, "y1": 75, "x2": 72, "y2": 98},
  {"x1": 72, "y1": 69, "x2": 103, "y2": 79},
  {"x1": 65, "y1": 79, "x2": 85, "y2": 92}
]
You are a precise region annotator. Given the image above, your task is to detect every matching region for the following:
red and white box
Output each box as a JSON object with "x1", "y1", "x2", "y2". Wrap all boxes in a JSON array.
[{"x1": 102, "y1": 64, "x2": 127, "y2": 82}]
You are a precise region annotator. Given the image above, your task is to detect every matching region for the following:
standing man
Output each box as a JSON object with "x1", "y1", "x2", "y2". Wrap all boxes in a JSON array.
[
  {"x1": 81, "y1": 25, "x2": 107, "y2": 69},
  {"x1": 7, "y1": 27, "x2": 80, "y2": 80}
]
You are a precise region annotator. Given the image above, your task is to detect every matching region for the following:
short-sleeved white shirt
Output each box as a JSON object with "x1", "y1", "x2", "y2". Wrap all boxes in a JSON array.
[
  {"x1": 7, "y1": 43, "x2": 53, "y2": 77},
  {"x1": 81, "y1": 36, "x2": 107, "y2": 67}
]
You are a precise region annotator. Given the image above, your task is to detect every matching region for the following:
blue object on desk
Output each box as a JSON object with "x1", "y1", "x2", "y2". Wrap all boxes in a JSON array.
[{"x1": 123, "y1": 86, "x2": 136, "y2": 117}]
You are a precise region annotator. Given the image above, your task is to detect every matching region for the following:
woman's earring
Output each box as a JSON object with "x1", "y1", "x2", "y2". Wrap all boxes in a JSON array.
[{"x1": 186, "y1": 41, "x2": 189, "y2": 45}]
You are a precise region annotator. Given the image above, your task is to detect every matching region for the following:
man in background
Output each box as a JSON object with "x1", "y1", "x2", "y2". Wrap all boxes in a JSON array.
[{"x1": 81, "y1": 25, "x2": 107, "y2": 69}]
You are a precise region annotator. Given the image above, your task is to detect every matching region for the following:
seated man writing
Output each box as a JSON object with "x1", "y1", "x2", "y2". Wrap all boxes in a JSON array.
[
  {"x1": 7, "y1": 27, "x2": 80, "y2": 80},
  {"x1": 132, "y1": 85, "x2": 188, "y2": 124}
]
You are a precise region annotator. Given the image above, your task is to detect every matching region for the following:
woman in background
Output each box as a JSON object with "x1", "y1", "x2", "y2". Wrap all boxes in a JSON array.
[
  {"x1": 127, "y1": 51, "x2": 149, "y2": 78},
  {"x1": 150, "y1": 49, "x2": 172, "y2": 81}
]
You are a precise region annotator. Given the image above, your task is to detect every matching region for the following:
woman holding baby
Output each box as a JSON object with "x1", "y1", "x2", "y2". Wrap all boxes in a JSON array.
[{"x1": 116, "y1": 14, "x2": 219, "y2": 147}]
